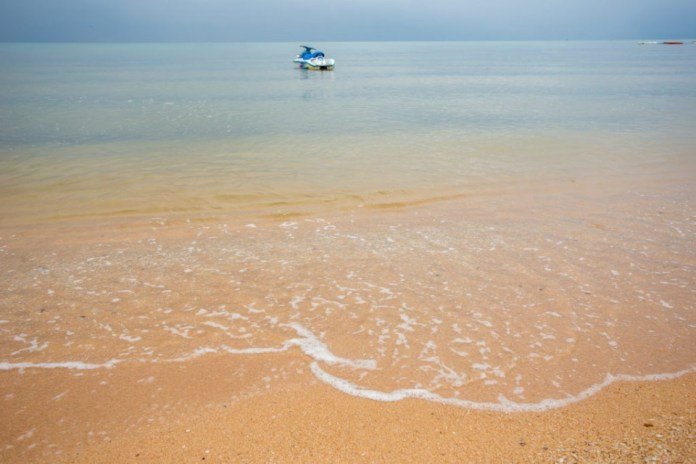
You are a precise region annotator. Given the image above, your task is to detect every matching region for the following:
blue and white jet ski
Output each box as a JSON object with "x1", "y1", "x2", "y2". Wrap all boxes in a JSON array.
[{"x1": 293, "y1": 45, "x2": 335, "y2": 71}]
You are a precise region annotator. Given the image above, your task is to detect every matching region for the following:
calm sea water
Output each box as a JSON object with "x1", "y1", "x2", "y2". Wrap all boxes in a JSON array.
[
  {"x1": 1, "y1": 42, "x2": 695, "y2": 223},
  {"x1": 1, "y1": 44, "x2": 696, "y2": 452}
]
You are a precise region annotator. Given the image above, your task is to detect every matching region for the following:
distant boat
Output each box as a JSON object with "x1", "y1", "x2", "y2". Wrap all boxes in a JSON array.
[
  {"x1": 638, "y1": 40, "x2": 685, "y2": 45},
  {"x1": 293, "y1": 45, "x2": 335, "y2": 71}
]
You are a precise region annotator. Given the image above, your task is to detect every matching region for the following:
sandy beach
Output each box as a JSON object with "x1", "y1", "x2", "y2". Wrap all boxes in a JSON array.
[
  {"x1": 1, "y1": 159, "x2": 694, "y2": 462},
  {"x1": 2, "y1": 40, "x2": 696, "y2": 463},
  {"x1": 2, "y1": 356, "x2": 694, "y2": 463}
]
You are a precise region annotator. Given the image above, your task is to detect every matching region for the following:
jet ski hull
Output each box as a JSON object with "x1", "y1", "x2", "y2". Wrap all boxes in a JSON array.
[
  {"x1": 302, "y1": 63, "x2": 335, "y2": 71},
  {"x1": 293, "y1": 59, "x2": 335, "y2": 71}
]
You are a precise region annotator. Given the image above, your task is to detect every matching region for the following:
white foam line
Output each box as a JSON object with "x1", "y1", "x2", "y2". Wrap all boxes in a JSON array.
[
  {"x1": 0, "y1": 360, "x2": 121, "y2": 371},
  {"x1": 221, "y1": 345, "x2": 289, "y2": 355},
  {"x1": 167, "y1": 347, "x2": 219, "y2": 362},
  {"x1": 6, "y1": 324, "x2": 688, "y2": 413},
  {"x1": 166, "y1": 345, "x2": 289, "y2": 363},
  {"x1": 166, "y1": 324, "x2": 376, "y2": 370},
  {"x1": 0, "y1": 322, "x2": 376, "y2": 370},
  {"x1": 309, "y1": 363, "x2": 696, "y2": 413},
  {"x1": 284, "y1": 323, "x2": 376, "y2": 370}
]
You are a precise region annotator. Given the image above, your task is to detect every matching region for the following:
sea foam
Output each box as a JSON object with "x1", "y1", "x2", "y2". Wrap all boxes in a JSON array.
[
  {"x1": 2, "y1": 323, "x2": 693, "y2": 412},
  {"x1": 0, "y1": 360, "x2": 121, "y2": 371},
  {"x1": 309, "y1": 362, "x2": 696, "y2": 413}
]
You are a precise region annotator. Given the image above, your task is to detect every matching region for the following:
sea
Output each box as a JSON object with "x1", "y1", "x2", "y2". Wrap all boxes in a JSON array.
[
  {"x1": 1, "y1": 41, "x2": 695, "y2": 223},
  {"x1": 0, "y1": 41, "x2": 695, "y2": 460}
]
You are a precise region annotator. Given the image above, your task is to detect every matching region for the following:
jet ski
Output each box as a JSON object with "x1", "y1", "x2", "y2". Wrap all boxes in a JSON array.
[{"x1": 293, "y1": 45, "x2": 335, "y2": 70}]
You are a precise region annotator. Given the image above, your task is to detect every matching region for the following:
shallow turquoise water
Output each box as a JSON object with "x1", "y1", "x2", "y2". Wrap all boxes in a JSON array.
[{"x1": 0, "y1": 42, "x2": 695, "y2": 221}]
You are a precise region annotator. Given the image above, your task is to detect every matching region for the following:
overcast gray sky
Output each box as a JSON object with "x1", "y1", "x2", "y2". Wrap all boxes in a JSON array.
[{"x1": 1, "y1": 0, "x2": 694, "y2": 42}]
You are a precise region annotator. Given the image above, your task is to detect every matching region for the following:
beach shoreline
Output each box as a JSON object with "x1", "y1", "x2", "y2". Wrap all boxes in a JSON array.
[
  {"x1": 1, "y1": 163, "x2": 694, "y2": 462},
  {"x1": 68, "y1": 372, "x2": 696, "y2": 464},
  {"x1": 1, "y1": 360, "x2": 692, "y2": 463}
]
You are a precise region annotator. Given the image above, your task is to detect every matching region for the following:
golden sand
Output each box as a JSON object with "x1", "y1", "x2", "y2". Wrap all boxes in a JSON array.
[
  {"x1": 1, "y1": 163, "x2": 694, "y2": 462},
  {"x1": 1, "y1": 356, "x2": 694, "y2": 463},
  {"x1": 65, "y1": 373, "x2": 696, "y2": 464}
]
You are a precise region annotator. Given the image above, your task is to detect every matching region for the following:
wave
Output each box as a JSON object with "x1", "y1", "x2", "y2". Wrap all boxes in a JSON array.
[{"x1": 1, "y1": 324, "x2": 692, "y2": 412}]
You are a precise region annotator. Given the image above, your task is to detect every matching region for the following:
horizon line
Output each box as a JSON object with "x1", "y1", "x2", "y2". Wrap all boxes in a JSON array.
[{"x1": 1, "y1": 38, "x2": 695, "y2": 45}]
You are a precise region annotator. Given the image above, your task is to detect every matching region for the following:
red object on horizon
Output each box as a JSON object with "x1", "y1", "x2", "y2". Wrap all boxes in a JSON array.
[{"x1": 662, "y1": 41, "x2": 684, "y2": 45}]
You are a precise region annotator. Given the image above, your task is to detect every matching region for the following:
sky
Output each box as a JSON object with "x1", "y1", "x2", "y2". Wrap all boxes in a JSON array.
[{"x1": 0, "y1": 0, "x2": 694, "y2": 42}]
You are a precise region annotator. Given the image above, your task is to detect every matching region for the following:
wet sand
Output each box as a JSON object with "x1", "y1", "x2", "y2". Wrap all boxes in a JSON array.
[
  {"x1": 2, "y1": 357, "x2": 694, "y2": 463},
  {"x1": 1, "y1": 162, "x2": 694, "y2": 462},
  {"x1": 60, "y1": 373, "x2": 696, "y2": 464}
]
